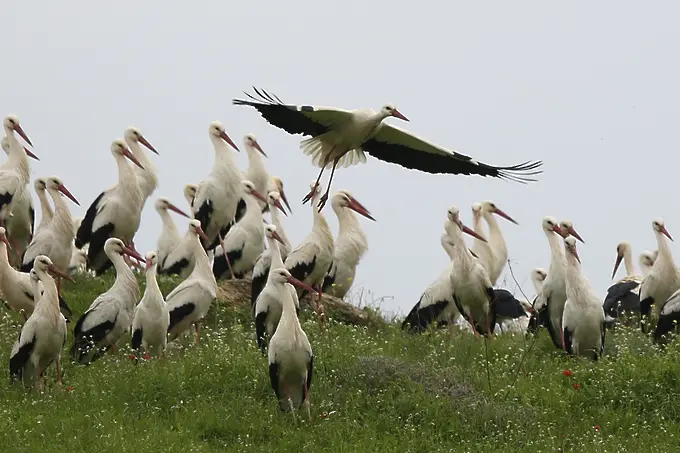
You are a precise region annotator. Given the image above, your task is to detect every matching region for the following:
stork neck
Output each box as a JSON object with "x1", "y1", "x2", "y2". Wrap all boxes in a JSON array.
[
  {"x1": 145, "y1": 264, "x2": 161, "y2": 300},
  {"x1": 334, "y1": 205, "x2": 360, "y2": 236},
  {"x1": 210, "y1": 136, "x2": 238, "y2": 173},
  {"x1": 483, "y1": 212, "x2": 505, "y2": 250},
  {"x1": 565, "y1": 253, "x2": 591, "y2": 307},
  {"x1": 2, "y1": 133, "x2": 30, "y2": 184},
  {"x1": 531, "y1": 276, "x2": 545, "y2": 295},
  {"x1": 111, "y1": 252, "x2": 137, "y2": 294},
  {"x1": 47, "y1": 188, "x2": 74, "y2": 237},
  {"x1": 622, "y1": 247, "x2": 636, "y2": 276},
  {"x1": 440, "y1": 234, "x2": 455, "y2": 261},
  {"x1": 128, "y1": 139, "x2": 157, "y2": 199},
  {"x1": 243, "y1": 195, "x2": 263, "y2": 222},
  {"x1": 246, "y1": 145, "x2": 266, "y2": 172},
  {"x1": 158, "y1": 209, "x2": 180, "y2": 237},
  {"x1": 114, "y1": 153, "x2": 141, "y2": 200},
  {"x1": 545, "y1": 230, "x2": 565, "y2": 270},
  {"x1": 34, "y1": 270, "x2": 60, "y2": 313},
  {"x1": 445, "y1": 219, "x2": 474, "y2": 264},
  {"x1": 311, "y1": 199, "x2": 332, "y2": 239},
  {"x1": 0, "y1": 242, "x2": 11, "y2": 280},
  {"x1": 191, "y1": 235, "x2": 213, "y2": 280},
  {"x1": 36, "y1": 189, "x2": 53, "y2": 224},
  {"x1": 278, "y1": 282, "x2": 302, "y2": 332},
  {"x1": 655, "y1": 231, "x2": 676, "y2": 268},
  {"x1": 268, "y1": 236, "x2": 284, "y2": 269},
  {"x1": 270, "y1": 208, "x2": 291, "y2": 251}
]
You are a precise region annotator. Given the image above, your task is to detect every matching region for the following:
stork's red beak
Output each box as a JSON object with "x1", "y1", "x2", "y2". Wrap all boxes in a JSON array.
[
  {"x1": 565, "y1": 226, "x2": 585, "y2": 243},
  {"x1": 12, "y1": 123, "x2": 33, "y2": 147},
  {"x1": 58, "y1": 184, "x2": 80, "y2": 206},
  {"x1": 286, "y1": 275, "x2": 318, "y2": 295},
  {"x1": 612, "y1": 254, "x2": 624, "y2": 280},
  {"x1": 270, "y1": 196, "x2": 287, "y2": 216},
  {"x1": 270, "y1": 230, "x2": 286, "y2": 246},
  {"x1": 220, "y1": 131, "x2": 240, "y2": 151},
  {"x1": 0, "y1": 234, "x2": 11, "y2": 250},
  {"x1": 48, "y1": 264, "x2": 74, "y2": 282},
  {"x1": 23, "y1": 146, "x2": 39, "y2": 161},
  {"x1": 167, "y1": 202, "x2": 190, "y2": 218},
  {"x1": 197, "y1": 227, "x2": 210, "y2": 242},
  {"x1": 347, "y1": 196, "x2": 375, "y2": 221},
  {"x1": 660, "y1": 226, "x2": 673, "y2": 242},
  {"x1": 138, "y1": 135, "x2": 159, "y2": 155},
  {"x1": 122, "y1": 147, "x2": 145, "y2": 170},
  {"x1": 493, "y1": 207, "x2": 518, "y2": 225},
  {"x1": 570, "y1": 247, "x2": 581, "y2": 264},
  {"x1": 251, "y1": 189, "x2": 269, "y2": 205},
  {"x1": 251, "y1": 139, "x2": 267, "y2": 157},
  {"x1": 278, "y1": 187, "x2": 292, "y2": 213},
  {"x1": 461, "y1": 223, "x2": 487, "y2": 242},
  {"x1": 122, "y1": 246, "x2": 144, "y2": 262},
  {"x1": 145, "y1": 258, "x2": 153, "y2": 271},
  {"x1": 391, "y1": 109, "x2": 409, "y2": 122}
]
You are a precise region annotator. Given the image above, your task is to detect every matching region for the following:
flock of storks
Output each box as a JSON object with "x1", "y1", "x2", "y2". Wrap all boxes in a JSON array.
[{"x1": 4, "y1": 88, "x2": 673, "y2": 421}]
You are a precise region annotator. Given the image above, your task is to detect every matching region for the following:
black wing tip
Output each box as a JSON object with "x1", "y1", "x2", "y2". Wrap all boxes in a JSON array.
[
  {"x1": 494, "y1": 160, "x2": 544, "y2": 184},
  {"x1": 233, "y1": 87, "x2": 283, "y2": 107}
]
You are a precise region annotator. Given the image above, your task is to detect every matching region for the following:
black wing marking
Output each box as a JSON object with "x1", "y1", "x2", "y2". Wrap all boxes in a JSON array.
[
  {"x1": 131, "y1": 328, "x2": 143, "y2": 350},
  {"x1": 361, "y1": 135, "x2": 543, "y2": 184},
  {"x1": 654, "y1": 310, "x2": 680, "y2": 343},
  {"x1": 306, "y1": 354, "x2": 314, "y2": 393},
  {"x1": 70, "y1": 312, "x2": 117, "y2": 365},
  {"x1": 233, "y1": 88, "x2": 330, "y2": 138},
  {"x1": 321, "y1": 261, "x2": 336, "y2": 293},
  {"x1": 401, "y1": 295, "x2": 449, "y2": 334},
  {"x1": 75, "y1": 191, "x2": 106, "y2": 248},
  {"x1": 269, "y1": 361, "x2": 281, "y2": 401},
  {"x1": 603, "y1": 280, "x2": 641, "y2": 318},
  {"x1": 159, "y1": 258, "x2": 189, "y2": 277},
  {"x1": 9, "y1": 334, "x2": 35, "y2": 384},
  {"x1": 544, "y1": 296, "x2": 564, "y2": 349},
  {"x1": 88, "y1": 222, "x2": 116, "y2": 275},
  {"x1": 287, "y1": 255, "x2": 317, "y2": 282},
  {"x1": 58, "y1": 295, "x2": 73, "y2": 321},
  {"x1": 563, "y1": 326, "x2": 573, "y2": 354},
  {"x1": 255, "y1": 310, "x2": 268, "y2": 353},
  {"x1": 492, "y1": 289, "x2": 527, "y2": 320},
  {"x1": 192, "y1": 199, "x2": 212, "y2": 239},
  {"x1": 0, "y1": 192, "x2": 14, "y2": 221},
  {"x1": 168, "y1": 303, "x2": 196, "y2": 333},
  {"x1": 213, "y1": 248, "x2": 244, "y2": 280},
  {"x1": 251, "y1": 267, "x2": 269, "y2": 309},
  {"x1": 235, "y1": 198, "x2": 247, "y2": 224},
  {"x1": 19, "y1": 260, "x2": 34, "y2": 273},
  {"x1": 28, "y1": 206, "x2": 35, "y2": 241}
]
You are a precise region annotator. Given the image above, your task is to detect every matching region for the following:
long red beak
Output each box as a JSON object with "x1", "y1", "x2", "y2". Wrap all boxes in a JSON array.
[
  {"x1": 122, "y1": 246, "x2": 144, "y2": 262},
  {"x1": 552, "y1": 225, "x2": 564, "y2": 236},
  {"x1": 494, "y1": 208, "x2": 518, "y2": 225},
  {"x1": 391, "y1": 109, "x2": 409, "y2": 122},
  {"x1": 220, "y1": 131, "x2": 240, "y2": 151},
  {"x1": 145, "y1": 258, "x2": 153, "y2": 271},
  {"x1": 271, "y1": 230, "x2": 286, "y2": 246},
  {"x1": 462, "y1": 224, "x2": 487, "y2": 242},
  {"x1": 279, "y1": 188, "x2": 292, "y2": 213},
  {"x1": 138, "y1": 135, "x2": 159, "y2": 155},
  {"x1": 270, "y1": 197, "x2": 287, "y2": 216},
  {"x1": 567, "y1": 226, "x2": 585, "y2": 243},
  {"x1": 58, "y1": 184, "x2": 80, "y2": 206},
  {"x1": 48, "y1": 264, "x2": 74, "y2": 282},
  {"x1": 197, "y1": 226, "x2": 210, "y2": 243},
  {"x1": 287, "y1": 275, "x2": 319, "y2": 295},
  {"x1": 347, "y1": 196, "x2": 375, "y2": 221},
  {"x1": 661, "y1": 226, "x2": 674, "y2": 242},
  {"x1": 570, "y1": 247, "x2": 581, "y2": 264},
  {"x1": 251, "y1": 189, "x2": 269, "y2": 205},
  {"x1": 612, "y1": 254, "x2": 623, "y2": 280},
  {"x1": 252, "y1": 140, "x2": 267, "y2": 157},
  {"x1": 167, "y1": 202, "x2": 190, "y2": 218},
  {"x1": 23, "y1": 146, "x2": 39, "y2": 161},
  {"x1": 122, "y1": 148, "x2": 145, "y2": 170},
  {"x1": 13, "y1": 123, "x2": 33, "y2": 147}
]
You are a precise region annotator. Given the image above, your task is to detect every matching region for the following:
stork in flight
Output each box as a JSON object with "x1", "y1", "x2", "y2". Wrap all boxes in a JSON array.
[{"x1": 233, "y1": 88, "x2": 543, "y2": 210}]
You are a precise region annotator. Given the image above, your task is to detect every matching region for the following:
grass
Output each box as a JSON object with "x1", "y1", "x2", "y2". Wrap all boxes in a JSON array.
[{"x1": 0, "y1": 273, "x2": 679, "y2": 452}]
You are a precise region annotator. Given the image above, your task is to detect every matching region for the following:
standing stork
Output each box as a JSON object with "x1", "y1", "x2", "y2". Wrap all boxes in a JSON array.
[
  {"x1": 562, "y1": 236, "x2": 606, "y2": 360},
  {"x1": 242, "y1": 134, "x2": 271, "y2": 211},
  {"x1": 21, "y1": 177, "x2": 80, "y2": 299},
  {"x1": 321, "y1": 190, "x2": 375, "y2": 298},
  {"x1": 470, "y1": 201, "x2": 518, "y2": 285},
  {"x1": 154, "y1": 198, "x2": 191, "y2": 271},
  {"x1": 253, "y1": 224, "x2": 298, "y2": 351},
  {"x1": 70, "y1": 238, "x2": 143, "y2": 365},
  {"x1": 527, "y1": 268, "x2": 548, "y2": 334},
  {"x1": 124, "y1": 127, "x2": 159, "y2": 209},
  {"x1": 445, "y1": 207, "x2": 494, "y2": 336},
  {"x1": 268, "y1": 177, "x2": 292, "y2": 214},
  {"x1": 32, "y1": 178, "x2": 52, "y2": 240},
  {"x1": 558, "y1": 220, "x2": 585, "y2": 243},
  {"x1": 639, "y1": 219, "x2": 680, "y2": 333},
  {"x1": 166, "y1": 220, "x2": 217, "y2": 345},
  {"x1": 1, "y1": 137, "x2": 37, "y2": 266},
  {"x1": 267, "y1": 267, "x2": 318, "y2": 423},
  {"x1": 251, "y1": 193, "x2": 291, "y2": 305},
  {"x1": 284, "y1": 182, "x2": 334, "y2": 320},
  {"x1": 131, "y1": 251, "x2": 169, "y2": 356},
  {"x1": 212, "y1": 180, "x2": 273, "y2": 280},
  {"x1": 0, "y1": 116, "x2": 36, "y2": 233},
  {"x1": 603, "y1": 241, "x2": 645, "y2": 321},
  {"x1": 75, "y1": 139, "x2": 145, "y2": 275},
  {"x1": 234, "y1": 89, "x2": 543, "y2": 210},
  {"x1": 191, "y1": 121, "x2": 242, "y2": 251},
  {"x1": 9, "y1": 255, "x2": 71, "y2": 389}
]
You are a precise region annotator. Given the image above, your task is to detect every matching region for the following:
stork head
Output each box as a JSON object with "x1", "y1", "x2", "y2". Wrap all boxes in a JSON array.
[
  {"x1": 145, "y1": 251, "x2": 158, "y2": 272},
  {"x1": 269, "y1": 267, "x2": 319, "y2": 295},
  {"x1": 271, "y1": 177, "x2": 292, "y2": 212},
  {"x1": 33, "y1": 255, "x2": 74, "y2": 282},
  {"x1": 1, "y1": 128, "x2": 38, "y2": 160},
  {"x1": 640, "y1": 250, "x2": 658, "y2": 270},
  {"x1": 209, "y1": 120, "x2": 239, "y2": 151},
  {"x1": 184, "y1": 184, "x2": 198, "y2": 206},
  {"x1": 302, "y1": 181, "x2": 323, "y2": 205},
  {"x1": 29, "y1": 268, "x2": 39, "y2": 286},
  {"x1": 242, "y1": 180, "x2": 268, "y2": 206},
  {"x1": 155, "y1": 197, "x2": 190, "y2": 218},
  {"x1": 125, "y1": 127, "x2": 158, "y2": 155},
  {"x1": 264, "y1": 224, "x2": 286, "y2": 246},
  {"x1": 541, "y1": 216, "x2": 562, "y2": 236},
  {"x1": 531, "y1": 268, "x2": 547, "y2": 283},
  {"x1": 266, "y1": 191, "x2": 288, "y2": 216},
  {"x1": 46, "y1": 176, "x2": 80, "y2": 206},
  {"x1": 612, "y1": 240, "x2": 632, "y2": 279},
  {"x1": 188, "y1": 219, "x2": 209, "y2": 242},
  {"x1": 481, "y1": 201, "x2": 518, "y2": 225},
  {"x1": 471, "y1": 202, "x2": 483, "y2": 222},
  {"x1": 34, "y1": 178, "x2": 47, "y2": 192},
  {"x1": 446, "y1": 206, "x2": 487, "y2": 242},
  {"x1": 564, "y1": 236, "x2": 580, "y2": 264},
  {"x1": 559, "y1": 220, "x2": 584, "y2": 243},
  {"x1": 111, "y1": 139, "x2": 145, "y2": 170},
  {"x1": 332, "y1": 190, "x2": 375, "y2": 221},
  {"x1": 380, "y1": 104, "x2": 409, "y2": 122},
  {"x1": 244, "y1": 133, "x2": 266, "y2": 157},
  {"x1": 653, "y1": 218, "x2": 673, "y2": 241},
  {"x1": 104, "y1": 238, "x2": 144, "y2": 262},
  {"x1": 3, "y1": 115, "x2": 33, "y2": 147}
]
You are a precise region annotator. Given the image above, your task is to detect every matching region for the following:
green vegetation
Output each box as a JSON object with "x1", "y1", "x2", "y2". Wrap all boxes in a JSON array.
[{"x1": 0, "y1": 273, "x2": 679, "y2": 452}]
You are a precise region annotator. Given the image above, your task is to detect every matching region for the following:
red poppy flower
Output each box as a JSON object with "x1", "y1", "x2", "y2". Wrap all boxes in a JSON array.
[
  {"x1": 563, "y1": 370, "x2": 574, "y2": 377},
  {"x1": 66, "y1": 386, "x2": 73, "y2": 392},
  {"x1": 594, "y1": 425, "x2": 600, "y2": 431},
  {"x1": 143, "y1": 353, "x2": 151, "y2": 360},
  {"x1": 573, "y1": 383, "x2": 581, "y2": 390}
]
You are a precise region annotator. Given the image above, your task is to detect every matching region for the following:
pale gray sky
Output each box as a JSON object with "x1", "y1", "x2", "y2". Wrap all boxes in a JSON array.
[{"x1": 3, "y1": 2, "x2": 679, "y2": 316}]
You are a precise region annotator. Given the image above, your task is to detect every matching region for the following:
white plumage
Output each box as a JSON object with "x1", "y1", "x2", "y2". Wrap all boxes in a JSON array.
[
  {"x1": 33, "y1": 178, "x2": 52, "y2": 240},
  {"x1": 166, "y1": 219, "x2": 217, "y2": 345},
  {"x1": 131, "y1": 251, "x2": 169, "y2": 356},
  {"x1": 0, "y1": 227, "x2": 38, "y2": 318},
  {"x1": 242, "y1": 134, "x2": 271, "y2": 211},
  {"x1": 154, "y1": 197, "x2": 191, "y2": 272},
  {"x1": 70, "y1": 238, "x2": 142, "y2": 364},
  {"x1": 322, "y1": 190, "x2": 374, "y2": 298},
  {"x1": 0, "y1": 115, "x2": 35, "y2": 232},
  {"x1": 469, "y1": 200, "x2": 518, "y2": 285},
  {"x1": 562, "y1": 236, "x2": 606, "y2": 360},
  {"x1": 9, "y1": 255, "x2": 70, "y2": 388},
  {"x1": 124, "y1": 127, "x2": 159, "y2": 208},
  {"x1": 640, "y1": 250, "x2": 658, "y2": 277}
]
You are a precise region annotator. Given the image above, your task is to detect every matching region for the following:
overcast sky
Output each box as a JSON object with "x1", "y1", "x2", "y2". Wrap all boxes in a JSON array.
[{"x1": 3, "y1": 2, "x2": 678, "y2": 317}]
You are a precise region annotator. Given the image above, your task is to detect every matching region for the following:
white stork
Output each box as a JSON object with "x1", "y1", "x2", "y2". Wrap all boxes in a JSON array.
[
  {"x1": 640, "y1": 250, "x2": 658, "y2": 277},
  {"x1": 0, "y1": 116, "x2": 36, "y2": 232},
  {"x1": 124, "y1": 127, "x2": 159, "y2": 207},
  {"x1": 234, "y1": 88, "x2": 543, "y2": 210},
  {"x1": 212, "y1": 180, "x2": 272, "y2": 280},
  {"x1": 9, "y1": 255, "x2": 71, "y2": 389},
  {"x1": 253, "y1": 224, "x2": 299, "y2": 351},
  {"x1": 251, "y1": 192, "x2": 291, "y2": 306},
  {"x1": 1, "y1": 136, "x2": 37, "y2": 265},
  {"x1": 562, "y1": 236, "x2": 606, "y2": 360},
  {"x1": 154, "y1": 197, "x2": 191, "y2": 272},
  {"x1": 321, "y1": 190, "x2": 375, "y2": 298},
  {"x1": 267, "y1": 267, "x2": 318, "y2": 423},
  {"x1": 492, "y1": 289, "x2": 533, "y2": 334},
  {"x1": 68, "y1": 248, "x2": 88, "y2": 274},
  {"x1": 268, "y1": 177, "x2": 293, "y2": 214},
  {"x1": 603, "y1": 241, "x2": 646, "y2": 321},
  {"x1": 131, "y1": 251, "x2": 169, "y2": 356},
  {"x1": 527, "y1": 268, "x2": 548, "y2": 334},
  {"x1": 21, "y1": 177, "x2": 80, "y2": 298},
  {"x1": 75, "y1": 139, "x2": 145, "y2": 275},
  {"x1": 537, "y1": 216, "x2": 584, "y2": 349},
  {"x1": 33, "y1": 178, "x2": 52, "y2": 240},
  {"x1": 191, "y1": 121, "x2": 242, "y2": 251},
  {"x1": 70, "y1": 238, "x2": 143, "y2": 364},
  {"x1": 184, "y1": 184, "x2": 198, "y2": 210},
  {"x1": 639, "y1": 219, "x2": 680, "y2": 333},
  {"x1": 166, "y1": 219, "x2": 217, "y2": 345},
  {"x1": 470, "y1": 201, "x2": 518, "y2": 285},
  {"x1": 284, "y1": 182, "x2": 334, "y2": 319},
  {"x1": 558, "y1": 220, "x2": 585, "y2": 243},
  {"x1": 242, "y1": 134, "x2": 271, "y2": 211},
  {"x1": 654, "y1": 288, "x2": 680, "y2": 344}
]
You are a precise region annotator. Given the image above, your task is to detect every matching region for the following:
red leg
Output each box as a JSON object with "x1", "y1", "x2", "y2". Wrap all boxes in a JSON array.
[
  {"x1": 217, "y1": 232, "x2": 236, "y2": 279},
  {"x1": 110, "y1": 344, "x2": 116, "y2": 353},
  {"x1": 317, "y1": 158, "x2": 339, "y2": 212},
  {"x1": 303, "y1": 378, "x2": 312, "y2": 423},
  {"x1": 282, "y1": 376, "x2": 296, "y2": 418},
  {"x1": 194, "y1": 322, "x2": 202, "y2": 346},
  {"x1": 303, "y1": 167, "x2": 326, "y2": 205},
  {"x1": 56, "y1": 357, "x2": 63, "y2": 387}
]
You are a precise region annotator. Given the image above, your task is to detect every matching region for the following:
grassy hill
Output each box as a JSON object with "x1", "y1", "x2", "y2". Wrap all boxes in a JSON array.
[{"x1": 0, "y1": 273, "x2": 679, "y2": 452}]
